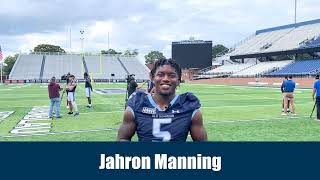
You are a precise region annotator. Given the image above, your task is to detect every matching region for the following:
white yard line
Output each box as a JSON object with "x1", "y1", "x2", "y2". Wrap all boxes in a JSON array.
[
  {"x1": 0, "y1": 127, "x2": 118, "y2": 138},
  {"x1": 78, "y1": 111, "x2": 123, "y2": 115},
  {"x1": 205, "y1": 116, "x2": 310, "y2": 124}
]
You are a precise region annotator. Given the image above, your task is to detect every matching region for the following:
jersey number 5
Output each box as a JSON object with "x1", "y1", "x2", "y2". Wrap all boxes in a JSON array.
[{"x1": 152, "y1": 118, "x2": 172, "y2": 141}]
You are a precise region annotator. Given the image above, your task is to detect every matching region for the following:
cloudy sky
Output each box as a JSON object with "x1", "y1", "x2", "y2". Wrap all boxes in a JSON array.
[{"x1": 1, "y1": 0, "x2": 320, "y2": 61}]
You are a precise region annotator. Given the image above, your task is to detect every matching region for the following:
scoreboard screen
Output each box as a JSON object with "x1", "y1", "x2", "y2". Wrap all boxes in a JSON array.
[{"x1": 172, "y1": 41, "x2": 212, "y2": 69}]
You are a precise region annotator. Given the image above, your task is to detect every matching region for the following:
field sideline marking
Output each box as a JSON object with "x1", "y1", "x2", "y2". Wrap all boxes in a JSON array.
[
  {"x1": 79, "y1": 111, "x2": 123, "y2": 115},
  {"x1": 0, "y1": 127, "x2": 118, "y2": 138},
  {"x1": 206, "y1": 115, "x2": 310, "y2": 124},
  {"x1": 201, "y1": 103, "x2": 312, "y2": 109},
  {"x1": 185, "y1": 84, "x2": 313, "y2": 90}
]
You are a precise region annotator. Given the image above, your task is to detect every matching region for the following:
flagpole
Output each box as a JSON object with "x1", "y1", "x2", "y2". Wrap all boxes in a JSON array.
[
  {"x1": 0, "y1": 45, "x2": 2, "y2": 84},
  {"x1": 1, "y1": 62, "x2": 3, "y2": 84}
]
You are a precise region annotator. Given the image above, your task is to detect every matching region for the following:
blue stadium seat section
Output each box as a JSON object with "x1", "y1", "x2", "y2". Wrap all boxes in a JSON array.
[
  {"x1": 269, "y1": 60, "x2": 320, "y2": 76},
  {"x1": 300, "y1": 36, "x2": 320, "y2": 48}
]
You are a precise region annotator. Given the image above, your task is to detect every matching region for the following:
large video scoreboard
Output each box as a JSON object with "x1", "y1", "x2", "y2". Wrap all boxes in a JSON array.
[{"x1": 172, "y1": 40, "x2": 212, "y2": 69}]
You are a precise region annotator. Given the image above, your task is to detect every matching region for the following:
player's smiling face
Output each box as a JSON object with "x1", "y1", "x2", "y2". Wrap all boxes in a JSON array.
[{"x1": 153, "y1": 65, "x2": 180, "y2": 96}]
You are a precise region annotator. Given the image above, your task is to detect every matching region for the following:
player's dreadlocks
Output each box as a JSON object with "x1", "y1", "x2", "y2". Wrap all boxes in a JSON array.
[{"x1": 150, "y1": 58, "x2": 182, "y2": 81}]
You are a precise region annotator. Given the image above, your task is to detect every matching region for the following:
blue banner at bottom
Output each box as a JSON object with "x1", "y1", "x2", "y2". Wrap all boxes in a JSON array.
[{"x1": 0, "y1": 142, "x2": 319, "y2": 179}]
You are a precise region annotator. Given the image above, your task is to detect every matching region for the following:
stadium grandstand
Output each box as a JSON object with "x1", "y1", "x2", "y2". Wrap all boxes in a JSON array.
[
  {"x1": 9, "y1": 52, "x2": 150, "y2": 82},
  {"x1": 198, "y1": 19, "x2": 320, "y2": 79}
]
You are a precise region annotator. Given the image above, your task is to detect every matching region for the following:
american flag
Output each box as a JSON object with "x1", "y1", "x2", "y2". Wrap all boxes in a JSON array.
[{"x1": 0, "y1": 45, "x2": 3, "y2": 61}]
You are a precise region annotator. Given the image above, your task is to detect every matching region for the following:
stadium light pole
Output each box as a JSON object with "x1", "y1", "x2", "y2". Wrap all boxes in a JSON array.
[
  {"x1": 294, "y1": 0, "x2": 297, "y2": 24},
  {"x1": 107, "y1": 31, "x2": 110, "y2": 50},
  {"x1": 69, "y1": 26, "x2": 72, "y2": 53},
  {"x1": 80, "y1": 29, "x2": 85, "y2": 57}
]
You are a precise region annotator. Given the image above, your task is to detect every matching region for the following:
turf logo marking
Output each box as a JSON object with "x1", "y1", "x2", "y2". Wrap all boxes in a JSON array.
[
  {"x1": 10, "y1": 106, "x2": 52, "y2": 134},
  {"x1": 0, "y1": 111, "x2": 14, "y2": 122}
]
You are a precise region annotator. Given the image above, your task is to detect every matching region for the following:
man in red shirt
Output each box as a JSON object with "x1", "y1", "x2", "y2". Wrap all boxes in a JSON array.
[{"x1": 48, "y1": 77, "x2": 62, "y2": 118}]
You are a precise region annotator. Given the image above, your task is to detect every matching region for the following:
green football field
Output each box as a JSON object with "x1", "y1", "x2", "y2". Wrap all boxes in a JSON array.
[{"x1": 0, "y1": 82, "x2": 319, "y2": 141}]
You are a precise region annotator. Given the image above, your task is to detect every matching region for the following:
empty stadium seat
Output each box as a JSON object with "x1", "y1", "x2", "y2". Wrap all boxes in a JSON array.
[
  {"x1": 227, "y1": 19, "x2": 320, "y2": 56},
  {"x1": 269, "y1": 59, "x2": 320, "y2": 76},
  {"x1": 231, "y1": 60, "x2": 292, "y2": 77},
  {"x1": 9, "y1": 53, "x2": 150, "y2": 81},
  {"x1": 9, "y1": 54, "x2": 43, "y2": 80}
]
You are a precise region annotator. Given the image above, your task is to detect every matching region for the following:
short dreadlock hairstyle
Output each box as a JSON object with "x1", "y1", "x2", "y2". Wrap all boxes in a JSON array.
[{"x1": 150, "y1": 58, "x2": 182, "y2": 81}]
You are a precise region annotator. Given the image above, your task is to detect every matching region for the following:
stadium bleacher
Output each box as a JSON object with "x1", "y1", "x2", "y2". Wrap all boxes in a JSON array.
[
  {"x1": 118, "y1": 56, "x2": 150, "y2": 80},
  {"x1": 9, "y1": 54, "x2": 43, "y2": 80},
  {"x1": 199, "y1": 60, "x2": 292, "y2": 78},
  {"x1": 205, "y1": 63, "x2": 255, "y2": 75},
  {"x1": 269, "y1": 59, "x2": 320, "y2": 76},
  {"x1": 224, "y1": 19, "x2": 320, "y2": 57},
  {"x1": 231, "y1": 60, "x2": 292, "y2": 77},
  {"x1": 85, "y1": 55, "x2": 128, "y2": 80},
  {"x1": 200, "y1": 19, "x2": 320, "y2": 79},
  {"x1": 229, "y1": 28, "x2": 294, "y2": 55},
  {"x1": 42, "y1": 54, "x2": 83, "y2": 80},
  {"x1": 9, "y1": 53, "x2": 150, "y2": 81}
]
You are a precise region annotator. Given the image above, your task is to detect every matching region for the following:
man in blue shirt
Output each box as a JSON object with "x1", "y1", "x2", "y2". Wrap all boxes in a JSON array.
[
  {"x1": 282, "y1": 75, "x2": 296, "y2": 116},
  {"x1": 117, "y1": 58, "x2": 207, "y2": 142},
  {"x1": 312, "y1": 75, "x2": 320, "y2": 120},
  {"x1": 281, "y1": 75, "x2": 290, "y2": 113}
]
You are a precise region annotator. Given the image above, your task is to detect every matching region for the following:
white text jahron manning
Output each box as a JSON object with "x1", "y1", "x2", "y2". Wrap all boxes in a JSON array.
[{"x1": 99, "y1": 154, "x2": 221, "y2": 171}]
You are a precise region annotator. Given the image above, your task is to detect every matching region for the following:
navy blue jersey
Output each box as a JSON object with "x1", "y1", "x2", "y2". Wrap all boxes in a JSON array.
[
  {"x1": 127, "y1": 91, "x2": 201, "y2": 142},
  {"x1": 85, "y1": 76, "x2": 92, "y2": 89}
]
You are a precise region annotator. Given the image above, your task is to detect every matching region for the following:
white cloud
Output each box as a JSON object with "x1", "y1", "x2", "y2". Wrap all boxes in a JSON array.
[
  {"x1": 15, "y1": 32, "x2": 68, "y2": 53},
  {"x1": 87, "y1": 21, "x2": 113, "y2": 39},
  {"x1": 162, "y1": 44, "x2": 172, "y2": 58},
  {"x1": 128, "y1": 15, "x2": 143, "y2": 24},
  {"x1": 158, "y1": 34, "x2": 176, "y2": 42}
]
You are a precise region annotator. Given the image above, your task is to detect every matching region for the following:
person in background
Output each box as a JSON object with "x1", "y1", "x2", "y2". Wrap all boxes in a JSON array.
[
  {"x1": 281, "y1": 75, "x2": 290, "y2": 113},
  {"x1": 84, "y1": 72, "x2": 93, "y2": 108},
  {"x1": 67, "y1": 75, "x2": 79, "y2": 116},
  {"x1": 282, "y1": 75, "x2": 296, "y2": 116},
  {"x1": 127, "y1": 74, "x2": 138, "y2": 98},
  {"x1": 48, "y1": 76, "x2": 62, "y2": 119},
  {"x1": 312, "y1": 75, "x2": 320, "y2": 121}
]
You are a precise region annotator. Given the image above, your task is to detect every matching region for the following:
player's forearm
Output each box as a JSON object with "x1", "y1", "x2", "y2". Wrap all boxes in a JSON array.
[
  {"x1": 191, "y1": 127, "x2": 208, "y2": 141},
  {"x1": 117, "y1": 125, "x2": 134, "y2": 141},
  {"x1": 117, "y1": 135, "x2": 132, "y2": 141}
]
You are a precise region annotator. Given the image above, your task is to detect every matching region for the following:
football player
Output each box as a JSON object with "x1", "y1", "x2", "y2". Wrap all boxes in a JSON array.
[{"x1": 117, "y1": 58, "x2": 207, "y2": 142}]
